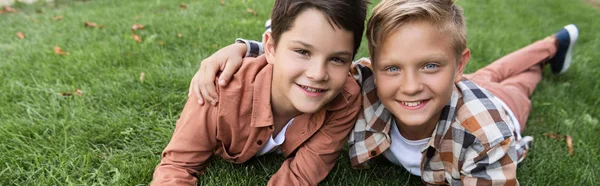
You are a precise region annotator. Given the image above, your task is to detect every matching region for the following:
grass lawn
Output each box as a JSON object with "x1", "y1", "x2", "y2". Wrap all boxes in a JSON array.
[{"x1": 1, "y1": 0, "x2": 599, "y2": 185}]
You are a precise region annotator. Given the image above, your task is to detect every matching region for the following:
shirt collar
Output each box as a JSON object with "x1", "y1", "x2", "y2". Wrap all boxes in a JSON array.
[{"x1": 250, "y1": 61, "x2": 275, "y2": 128}]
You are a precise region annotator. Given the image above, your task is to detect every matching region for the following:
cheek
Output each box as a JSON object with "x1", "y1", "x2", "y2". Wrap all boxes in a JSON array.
[
  {"x1": 374, "y1": 75, "x2": 398, "y2": 98},
  {"x1": 328, "y1": 67, "x2": 350, "y2": 87}
]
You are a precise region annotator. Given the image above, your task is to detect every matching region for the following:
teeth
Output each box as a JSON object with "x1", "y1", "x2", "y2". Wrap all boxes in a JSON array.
[
  {"x1": 402, "y1": 101, "x2": 422, "y2": 107},
  {"x1": 301, "y1": 85, "x2": 322, "y2": 93}
]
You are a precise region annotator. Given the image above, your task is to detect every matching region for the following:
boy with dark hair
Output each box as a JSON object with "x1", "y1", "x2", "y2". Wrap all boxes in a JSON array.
[
  {"x1": 190, "y1": 0, "x2": 579, "y2": 184},
  {"x1": 152, "y1": 0, "x2": 367, "y2": 185}
]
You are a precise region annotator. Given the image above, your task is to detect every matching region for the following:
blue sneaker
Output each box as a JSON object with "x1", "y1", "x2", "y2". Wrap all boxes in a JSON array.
[{"x1": 549, "y1": 24, "x2": 579, "y2": 74}]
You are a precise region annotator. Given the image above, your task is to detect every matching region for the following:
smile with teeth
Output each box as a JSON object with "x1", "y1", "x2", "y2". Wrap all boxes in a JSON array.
[
  {"x1": 401, "y1": 100, "x2": 424, "y2": 107},
  {"x1": 299, "y1": 85, "x2": 325, "y2": 93}
]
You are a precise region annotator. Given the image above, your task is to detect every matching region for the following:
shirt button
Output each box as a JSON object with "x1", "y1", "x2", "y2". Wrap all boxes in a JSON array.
[
  {"x1": 257, "y1": 140, "x2": 263, "y2": 145},
  {"x1": 370, "y1": 150, "x2": 377, "y2": 156}
]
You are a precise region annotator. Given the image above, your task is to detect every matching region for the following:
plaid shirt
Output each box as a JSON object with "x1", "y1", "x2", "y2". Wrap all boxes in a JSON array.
[
  {"x1": 244, "y1": 41, "x2": 530, "y2": 185},
  {"x1": 348, "y1": 59, "x2": 531, "y2": 185}
]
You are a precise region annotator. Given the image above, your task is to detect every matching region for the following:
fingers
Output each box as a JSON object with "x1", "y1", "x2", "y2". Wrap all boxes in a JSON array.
[
  {"x1": 190, "y1": 69, "x2": 205, "y2": 105},
  {"x1": 218, "y1": 57, "x2": 243, "y2": 86},
  {"x1": 200, "y1": 60, "x2": 220, "y2": 106}
]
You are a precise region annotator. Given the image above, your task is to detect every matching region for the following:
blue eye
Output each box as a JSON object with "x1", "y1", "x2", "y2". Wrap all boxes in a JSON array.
[
  {"x1": 423, "y1": 64, "x2": 438, "y2": 70},
  {"x1": 387, "y1": 66, "x2": 400, "y2": 72}
]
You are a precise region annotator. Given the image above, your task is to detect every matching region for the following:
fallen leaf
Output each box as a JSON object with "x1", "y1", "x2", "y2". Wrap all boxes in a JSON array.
[
  {"x1": 53, "y1": 46, "x2": 69, "y2": 55},
  {"x1": 131, "y1": 24, "x2": 145, "y2": 31},
  {"x1": 52, "y1": 16, "x2": 64, "y2": 20},
  {"x1": 84, "y1": 21, "x2": 99, "y2": 28},
  {"x1": 158, "y1": 41, "x2": 165, "y2": 45},
  {"x1": 16, "y1": 32, "x2": 24, "y2": 39},
  {"x1": 132, "y1": 32, "x2": 142, "y2": 43},
  {"x1": 140, "y1": 72, "x2": 145, "y2": 83},
  {"x1": 75, "y1": 89, "x2": 83, "y2": 96},
  {"x1": 566, "y1": 135, "x2": 574, "y2": 156},
  {"x1": 61, "y1": 89, "x2": 83, "y2": 96},
  {"x1": 2, "y1": 5, "x2": 17, "y2": 14},
  {"x1": 36, "y1": 9, "x2": 42, "y2": 14},
  {"x1": 180, "y1": 3, "x2": 188, "y2": 9},
  {"x1": 543, "y1": 133, "x2": 564, "y2": 140},
  {"x1": 219, "y1": 0, "x2": 225, "y2": 5},
  {"x1": 177, "y1": 33, "x2": 183, "y2": 38},
  {"x1": 246, "y1": 8, "x2": 257, "y2": 16}
]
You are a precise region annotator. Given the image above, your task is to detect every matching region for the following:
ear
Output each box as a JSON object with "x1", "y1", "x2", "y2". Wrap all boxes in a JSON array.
[
  {"x1": 264, "y1": 32, "x2": 276, "y2": 64},
  {"x1": 454, "y1": 49, "x2": 470, "y2": 83}
]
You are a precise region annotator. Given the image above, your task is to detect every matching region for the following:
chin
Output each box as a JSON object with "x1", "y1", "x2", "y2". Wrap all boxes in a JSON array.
[
  {"x1": 295, "y1": 104, "x2": 324, "y2": 114},
  {"x1": 396, "y1": 114, "x2": 432, "y2": 127}
]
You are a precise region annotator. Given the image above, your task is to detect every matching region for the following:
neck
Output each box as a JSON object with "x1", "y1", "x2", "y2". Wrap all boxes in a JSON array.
[
  {"x1": 395, "y1": 116, "x2": 439, "y2": 141},
  {"x1": 270, "y1": 89, "x2": 300, "y2": 136}
]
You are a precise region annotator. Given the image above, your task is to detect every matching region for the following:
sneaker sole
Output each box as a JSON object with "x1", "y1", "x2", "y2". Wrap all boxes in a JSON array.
[{"x1": 559, "y1": 24, "x2": 579, "y2": 74}]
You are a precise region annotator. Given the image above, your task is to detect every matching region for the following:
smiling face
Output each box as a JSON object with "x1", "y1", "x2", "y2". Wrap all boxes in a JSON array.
[
  {"x1": 373, "y1": 20, "x2": 469, "y2": 130},
  {"x1": 265, "y1": 8, "x2": 355, "y2": 115}
]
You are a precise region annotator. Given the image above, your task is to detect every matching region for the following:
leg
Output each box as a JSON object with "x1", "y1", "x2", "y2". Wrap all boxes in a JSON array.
[
  {"x1": 497, "y1": 65, "x2": 543, "y2": 131},
  {"x1": 467, "y1": 37, "x2": 556, "y2": 83}
]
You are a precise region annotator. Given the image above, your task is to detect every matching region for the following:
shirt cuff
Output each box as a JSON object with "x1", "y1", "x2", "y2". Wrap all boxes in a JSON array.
[{"x1": 235, "y1": 38, "x2": 264, "y2": 58}]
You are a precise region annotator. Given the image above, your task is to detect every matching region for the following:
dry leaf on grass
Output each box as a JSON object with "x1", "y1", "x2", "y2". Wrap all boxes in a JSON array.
[
  {"x1": 16, "y1": 32, "x2": 24, "y2": 39},
  {"x1": 246, "y1": 8, "x2": 257, "y2": 16},
  {"x1": 158, "y1": 41, "x2": 165, "y2": 45},
  {"x1": 131, "y1": 24, "x2": 145, "y2": 31},
  {"x1": 566, "y1": 135, "x2": 574, "y2": 156},
  {"x1": 61, "y1": 89, "x2": 83, "y2": 96},
  {"x1": 180, "y1": 3, "x2": 188, "y2": 9},
  {"x1": 543, "y1": 133, "x2": 564, "y2": 139},
  {"x1": 36, "y1": 9, "x2": 42, "y2": 14},
  {"x1": 53, "y1": 46, "x2": 69, "y2": 55},
  {"x1": 52, "y1": 16, "x2": 64, "y2": 20},
  {"x1": 132, "y1": 32, "x2": 142, "y2": 43},
  {"x1": 544, "y1": 133, "x2": 575, "y2": 156},
  {"x1": 220, "y1": 0, "x2": 225, "y2": 5},
  {"x1": 1, "y1": 5, "x2": 17, "y2": 14},
  {"x1": 84, "y1": 21, "x2": 99, "y2": 28},
  {"x1": 177, "y1": 33, "x2": 183, "y2": 38},
  {"x1": 140, "y1": 72, "x2": 145, "y2": 83}
]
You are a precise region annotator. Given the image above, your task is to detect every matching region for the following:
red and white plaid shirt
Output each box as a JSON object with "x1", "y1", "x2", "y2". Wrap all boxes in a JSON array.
[{"x1": 348, "y1": 58, "x2": 531, "y2": 185}]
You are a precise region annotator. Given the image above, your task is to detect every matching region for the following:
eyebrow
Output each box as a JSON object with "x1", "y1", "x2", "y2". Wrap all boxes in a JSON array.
[{"x1": 289, "y1": 40, "x2": 353, "y2": 57}]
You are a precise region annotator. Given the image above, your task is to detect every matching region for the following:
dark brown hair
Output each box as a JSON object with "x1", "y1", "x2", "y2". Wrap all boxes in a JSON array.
[{"x1": 270, "y1": 0, "x2": 368, "y2": 58}]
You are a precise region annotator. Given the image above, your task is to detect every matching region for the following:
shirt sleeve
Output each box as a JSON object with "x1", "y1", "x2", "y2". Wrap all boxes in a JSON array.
[
  {"x1": 267, "y1": 87, "x2": 362, "y2": 186},
  {"x1": 235, "y1": 38, "x2": 264, "y2": 58},
  {"x1": 460, "y1": 137, "x2": 519, "y2": 186},
  {"x1": 151, "y1": 94, "x2": 219, "y2": 186}
]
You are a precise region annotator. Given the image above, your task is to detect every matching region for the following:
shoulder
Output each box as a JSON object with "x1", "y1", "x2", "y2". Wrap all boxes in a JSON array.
[
  {"x1": 452, "y1": 80, "x2": 514, "y2": 152},
  {"x1": 219, "y1": 55, "x2": 270, "y2": 92},
  {"x1": 326, "y1": 74, "x2": 361, "y2": 111}
]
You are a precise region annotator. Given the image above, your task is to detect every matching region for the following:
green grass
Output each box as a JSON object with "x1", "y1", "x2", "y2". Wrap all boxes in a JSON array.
[{"x1": 1, "y1": 0, "x2": 599, "y2": 185}]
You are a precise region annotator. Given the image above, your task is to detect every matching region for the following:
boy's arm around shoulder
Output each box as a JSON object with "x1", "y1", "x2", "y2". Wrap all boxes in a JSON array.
[
  {"x1": 152, "y1": 93, "x2": 219, "y2": 186},
  {"x1": 459, "y1": 130, "x2": 519, "y2": 185},
  {"x1": 268, "y1": 76, "x2": 362, "y2": 186}
]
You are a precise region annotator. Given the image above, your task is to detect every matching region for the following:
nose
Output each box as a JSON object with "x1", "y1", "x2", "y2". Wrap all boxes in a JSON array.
[
  {"x1": 400, "y1": 71, "x2": 423, "y2": 95},
  {"x1": 305, "y1": 60, "x2": 329, "y2": 81}
]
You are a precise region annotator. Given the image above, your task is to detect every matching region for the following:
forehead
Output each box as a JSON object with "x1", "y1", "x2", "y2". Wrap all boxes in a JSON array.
[
  {"x1": 278, "y1": 9, "x2": 354, "y2": 48},
  {"x1": 376, "y1": 21, "x2": 456, "y2": 64}
]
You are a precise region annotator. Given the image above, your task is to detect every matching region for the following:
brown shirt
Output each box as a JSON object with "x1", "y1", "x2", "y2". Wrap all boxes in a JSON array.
[{"x1": 152, "y1": 56, "x2": 361, "y2": 185}]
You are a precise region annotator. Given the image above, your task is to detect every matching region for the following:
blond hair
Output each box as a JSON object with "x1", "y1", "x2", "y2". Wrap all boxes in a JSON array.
[{"x1": 367, "y1": 0, "x2": 467, "y2": 61}]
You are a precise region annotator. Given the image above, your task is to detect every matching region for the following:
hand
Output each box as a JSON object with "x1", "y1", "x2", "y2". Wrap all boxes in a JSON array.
[{"x1": 189, "y1": 43, "x2": 247, "y2": 106}]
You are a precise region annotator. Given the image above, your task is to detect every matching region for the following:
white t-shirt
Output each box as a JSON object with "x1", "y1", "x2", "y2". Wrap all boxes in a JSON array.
[
  {"x1": 255, "y1": 118, "x2": 294, "y2": 156},
  {"x1": 381, "y1": 120, "x2": 429, "y2": 176}
]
